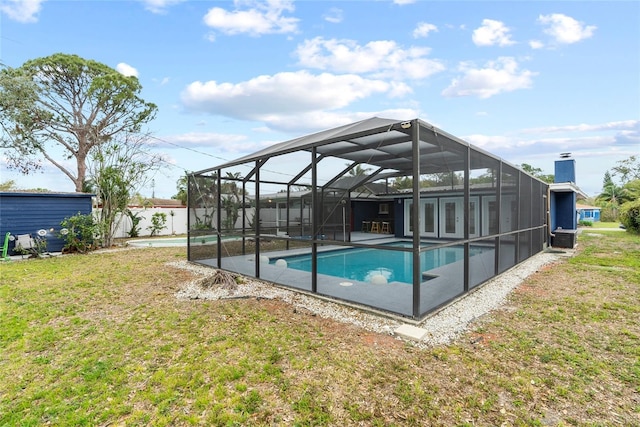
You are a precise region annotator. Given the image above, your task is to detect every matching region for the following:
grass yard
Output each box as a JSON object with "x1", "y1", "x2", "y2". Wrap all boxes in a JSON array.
[
  {"x1": 1, "y1": 231, "x2": 638, "y2": 426},
  {"x1": 586, "y1": 222, "x2": 623, "y2": 229}
]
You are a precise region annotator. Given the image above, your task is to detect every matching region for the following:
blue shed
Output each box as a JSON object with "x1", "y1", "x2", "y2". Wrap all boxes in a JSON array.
[{"x1": 0, "y1": 192, "x2": 94, "y2": 254}]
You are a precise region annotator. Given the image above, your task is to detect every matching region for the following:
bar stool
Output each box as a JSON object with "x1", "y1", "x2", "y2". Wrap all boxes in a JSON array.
[
  {"x1": 370, "y1": 221, "x2": 380, "y2": 233},
  {"x1": 381, "y1": 221, "x2": 390, "y2": 234},
  {"x1": 361, "y1": 220, "x2": 371, "y2": 232}
]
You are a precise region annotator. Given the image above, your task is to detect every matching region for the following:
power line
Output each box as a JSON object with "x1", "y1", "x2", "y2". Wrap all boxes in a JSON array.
[{"x1": 148, "y1": 135, "x2": 332, "y2": 183}]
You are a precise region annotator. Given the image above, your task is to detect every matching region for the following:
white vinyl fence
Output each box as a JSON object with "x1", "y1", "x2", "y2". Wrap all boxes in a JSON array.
[{"x1": 99, "y1": 207, "x2": 189, "y2": 238}]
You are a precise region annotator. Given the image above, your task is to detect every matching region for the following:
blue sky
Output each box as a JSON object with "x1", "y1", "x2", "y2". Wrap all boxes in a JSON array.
[{"x1": 1, "y1": 0, "x2": 638, "y2": 198}]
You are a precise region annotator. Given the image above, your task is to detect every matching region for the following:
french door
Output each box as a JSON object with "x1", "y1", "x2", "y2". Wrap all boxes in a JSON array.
[
  {"x1": 404, "y1": 199, "x2": 438, "y2": 238},
  {"x1": 439, "y1": 197, "x2": 463, "y2": 239}
]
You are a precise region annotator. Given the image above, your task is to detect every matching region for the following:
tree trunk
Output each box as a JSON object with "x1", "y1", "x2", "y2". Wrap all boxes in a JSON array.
[{"x1": 75, "y1": 152, "x2": 87, "y2": 192}]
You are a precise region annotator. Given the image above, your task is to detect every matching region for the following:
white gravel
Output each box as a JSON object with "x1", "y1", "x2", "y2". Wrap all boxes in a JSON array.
[{"x1": 169, "y1": 249, "x2": 572, "y2": 348}]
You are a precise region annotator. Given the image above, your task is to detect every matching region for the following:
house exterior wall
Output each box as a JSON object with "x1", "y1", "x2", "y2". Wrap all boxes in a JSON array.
[
  {"x1": 553, "y1": 192, "x2": 577, "y2": 230},
  {"x1": 352, "y1": 200, "x2": 393, "y2": 232},
  {"x1": 578, "y1": 208, "x2": 600, "y2": 222},
  {"x1": 0, "y1": 192, "x2": 93, "y2": 253},
  {"x1": 352, "y1": 201, "x2": 379, "y2": 231},
  {"x1": 393, "y1": 198, "x2": 404, "y2": 238}
]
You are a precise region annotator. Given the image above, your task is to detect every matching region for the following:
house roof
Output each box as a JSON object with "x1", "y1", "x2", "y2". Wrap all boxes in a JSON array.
[
  {"x1": 124, "y1": 198, "x2": 185, "y2": 208},
  {"x1": 576, "y1": 203, "x2": 601, "y2": 210},
  {"x1": 549, "y1": 182, "x2": 588, "y2": 198}
]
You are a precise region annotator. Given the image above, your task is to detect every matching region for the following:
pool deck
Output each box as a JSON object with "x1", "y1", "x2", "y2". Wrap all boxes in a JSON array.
[{"x1": 194, "y1": 232, "x2": 502, "y2": 318}]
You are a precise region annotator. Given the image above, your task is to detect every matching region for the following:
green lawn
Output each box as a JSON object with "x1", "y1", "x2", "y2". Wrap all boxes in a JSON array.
[
  {"x1": 1, "y1": 231, "x2": 638, "y2": 426},
  {"x1": 591, "y1": 221, "x2": 623, "y2": 228}
]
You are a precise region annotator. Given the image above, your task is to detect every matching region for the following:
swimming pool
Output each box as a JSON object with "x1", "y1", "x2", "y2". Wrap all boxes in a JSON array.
[{"x1": 269, "y1": 242, "x2": 490, "y2": 284}]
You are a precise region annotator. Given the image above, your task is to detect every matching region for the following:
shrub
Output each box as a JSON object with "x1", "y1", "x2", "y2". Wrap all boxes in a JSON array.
[
  {"x1": 59, "y1": 212, "x2": 100, "y2": 253},
  {"x1": 619, "y1": 199, "x2": 640, "y2": 234},
  {"x1": 147, "y1": 212, "x2": 167, "y2": 237},
  {"x1": 125, "y1": 209, "x2": 144, "y2": 237},
  {"x1": 579, "y1": 220, "x2": 593, "y2": 227},
  {"x1": 599, "y1": 206, "x2": 619, "y2": 222}
]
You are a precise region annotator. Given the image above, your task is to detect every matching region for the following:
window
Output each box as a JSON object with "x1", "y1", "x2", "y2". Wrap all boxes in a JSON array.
[
  {"x1": 424, "y1": 203, "x2": 435, "y2": 233},
  {"x1": 378, "y1": 203, "x2": 389, "y2": 214}
]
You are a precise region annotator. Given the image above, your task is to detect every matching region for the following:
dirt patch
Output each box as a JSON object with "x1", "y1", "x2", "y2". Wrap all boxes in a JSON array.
[
  {"x1": 469, "y1": 332, "x2": 500, "y2": 346},
  {"x1": 359, "y1": 332, "x2": 404, "y2": 349},
  {"x1": 515, "y1": 284, "x2": 548, "y2": 297}
]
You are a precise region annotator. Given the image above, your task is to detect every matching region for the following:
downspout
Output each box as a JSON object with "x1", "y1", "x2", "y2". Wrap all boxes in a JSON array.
[{"x1": 547, "y1": 184, "x2": 555, "y2": 240}]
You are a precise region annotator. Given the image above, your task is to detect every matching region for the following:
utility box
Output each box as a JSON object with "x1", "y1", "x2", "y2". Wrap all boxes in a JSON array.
[{"x1": 552, "y1": 229, "x2": 577, "y2": 249}]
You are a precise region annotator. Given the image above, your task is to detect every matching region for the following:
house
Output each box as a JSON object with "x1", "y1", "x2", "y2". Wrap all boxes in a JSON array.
[
  {"x1": 577, "y1": 203, "x2": 601, "y2": 222},
  {"x1": 187, "y1": 117, "x2": 554, "y2": 320}
]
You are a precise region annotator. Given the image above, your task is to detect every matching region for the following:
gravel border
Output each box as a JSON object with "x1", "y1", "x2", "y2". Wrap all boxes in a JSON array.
[{"x1": 170, "y1": 249, "x2": 573, "y2": 348}]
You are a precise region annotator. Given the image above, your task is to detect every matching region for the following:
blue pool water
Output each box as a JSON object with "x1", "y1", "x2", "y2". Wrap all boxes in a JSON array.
[{"x1": 269, "y1": 242, "x2": 490, "y2": 284}]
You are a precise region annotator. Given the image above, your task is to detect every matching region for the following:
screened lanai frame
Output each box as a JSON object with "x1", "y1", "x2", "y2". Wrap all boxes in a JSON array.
[{"x1": 188, "y1": 117, "x2": 549, "y2": 320}]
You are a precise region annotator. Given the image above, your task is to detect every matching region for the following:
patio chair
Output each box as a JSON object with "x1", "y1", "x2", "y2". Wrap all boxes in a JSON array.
[{"x1": 15, "y1": 234, "x2": 35, "y2": 258}]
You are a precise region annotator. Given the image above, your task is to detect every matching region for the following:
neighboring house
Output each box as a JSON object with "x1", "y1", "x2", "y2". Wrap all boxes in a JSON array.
[
  {"x1": 577, "y1": 204, "x2": 601, "y2": 222},
  {"x1": 0, "y1": 192, "x2": 94, "y2": 253}
]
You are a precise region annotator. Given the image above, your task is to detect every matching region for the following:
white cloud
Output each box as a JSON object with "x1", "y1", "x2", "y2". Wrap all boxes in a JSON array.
[
  {"x1": 465, "y1": 134, "x2": 612, "y2": 155},
  {"x1": 181, "y1": 71, "x2": 403, "y2": 120},
  {"x1": 155, "y1": 77, "x2": 170, "y2": 86},
  {"x1": 203, "y1": 0, "x2": 299, "y2": 36},
  {"x1": 116, "y1": 63, "x2": 139, "y2": 77},
  {"x1": 323, "y1": 7, "x2": 343, "y2": 24},
  {"x1": 538, "y1": 13, "x2": 596, "y2": 44},
  {"x1": 522, "y1": 120, "x2": 639, "y2": 134},
  {"x1": 529, "y1": 40, "x2": 544, "y2": 49},
  {"x1": 464, "y1": 134, "x2": 514, "y2": 151},
  {"x1": 413, "y1": 22, "x2": 438, "y2": 38},
  {"x1": 393, "y1": 0, "x2": 416, "y2": 5},
  {"x1": 139, "y1": 0, "x2": 185, "y2": 14},
  {"x1": 295, "y1": 37, "x2": 445, "y2": 80},
  {"x1": 465, "y1": 122, "x2": 637, "y2": 197},
  {"x1": 261, "y1": 108, "x2": 420, "y2": 133},
  {"x1": 468, "y1": 120, "x2": 639, "y2": 157},
  {"x1": 472, "y1": 19, "x2": 516, "y2": 47},
  {"x1": 0, "y1": 0, "x2": 44, "y2": 23},
  {"x1": 442, "y1": 57, "x2": 536, "y2": 99},
  {"x1": 157, "y1": 132, "x2": 253, "y2": 153}
]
